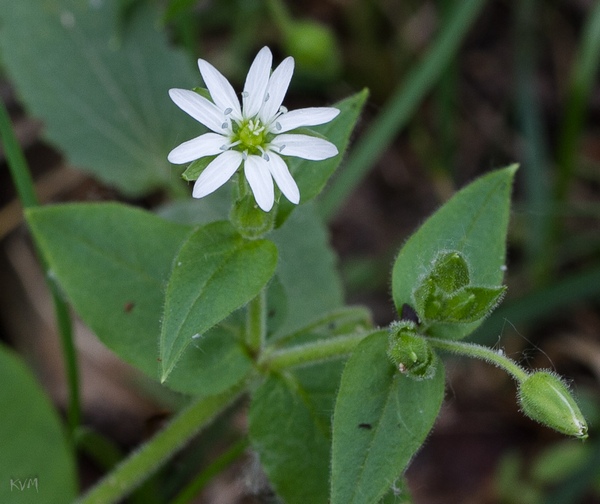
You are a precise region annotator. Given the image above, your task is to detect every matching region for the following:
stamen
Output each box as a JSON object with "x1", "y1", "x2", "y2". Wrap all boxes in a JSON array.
[
  {"x1": 275, "y1": 122, "x2": 282, "y2": 131},
  {"x1": 219, "y1": 144, "x2": 229, "y2": 151},
  {"x1": 242, "y1": 91, "x2": 249, "y2": 98},
  {"x1": 279, "y1": 106, "x2": 288, "y2": 114},
  {"x1": 224, "y1": 107, "x2": 232, "y2": 115},
  {"x1": 278, "y1": 144, "x2": 286, "y2": 152},
  {"x1": 222, "y1": 122, "x2": 229, "y2": 129},
  {"x1": 264, "y1": 93, "x2": 270, "y2": 102},
  {"x1": 242, "y1": 150, "x2": 248, "y2": 160},
  {"x1": 263, "y1": 153, "x2": 270, "y2": 161}
]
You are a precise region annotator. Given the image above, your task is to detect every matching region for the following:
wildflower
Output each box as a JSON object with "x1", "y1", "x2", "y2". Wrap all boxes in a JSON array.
[{"x1": 168, "y1": 47, "x2": 340, "y2": 212}]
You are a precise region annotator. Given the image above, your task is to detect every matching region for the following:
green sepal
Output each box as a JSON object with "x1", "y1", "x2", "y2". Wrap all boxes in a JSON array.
[
  {"x1": 182, "y1": 155, "x2": 218, "y2": 181},
  {"x1": 387, "y1": 321, "x2": 437, "y2": 380},
  {"x1": 230, "y1": 193, "x2": 276, "y2": 238},
  {"x1": 192, "y1": 87, "x2": 212, "y2": 101}
]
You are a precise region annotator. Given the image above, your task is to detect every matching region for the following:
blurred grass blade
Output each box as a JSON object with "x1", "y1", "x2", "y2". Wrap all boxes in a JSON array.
[
  {"x1": 555, "y1": 2, "x2": 600, "y2": 202},
  {"x1": 0, "y1": 99, "x2": 80, "y2": 434},
  {"x1": 514, "y1": 0, "x2": 553, "y2": 283},
  {"x1": 318, "y1": 0, "x2": 488, "y2": 221}
]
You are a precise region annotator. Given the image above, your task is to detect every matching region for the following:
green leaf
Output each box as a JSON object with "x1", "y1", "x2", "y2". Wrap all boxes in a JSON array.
[
  {"x1": 331, "y1": 331, "x2": 445, "y2": 504},
  {"x1": 249, "y1": 362, "x2": 344, "y2": 504},
  {"x1": 26, "y1": 203, "x2": 191, "y2": 379},
  {"x1": 160, "y1": 221, "x2": 277, "y2": 380},
  {"x1": 276, "y1": 90, "x2": 369, "y2": 224},
  {"x1": 0, "y1": 345, "x2": 77, "y2": 503},
  {"x1": 0, "y1": 0, "x2": 199, "y2": 195},
  {"x1": 270, "y1": 203, "x2": 344, "y2": 339},
  {"x1": 392, "y1": 165, "x2": 517, "y2": 340}
]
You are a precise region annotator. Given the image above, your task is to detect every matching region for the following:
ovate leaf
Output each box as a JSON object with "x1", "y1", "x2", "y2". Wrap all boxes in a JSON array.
[
  {"x1": 26, "y1": 203, "x2": 192, "y2": 379},
  {"x1": 160, "y1": 221, "x2": 277, "y2": 380},
  {"x1": 0, "y1": 0, "x2": 198, "y2": 194},
  {"x1": 391, "y1": 165, "x2": 517, "y2": 340},
  {"x1": 0, "y1": 345, "x2": 77, "y2": 503},
  {"x1": 249, "y1": 361, "x2": 344, "y2": 504},
  {"x1": 331, "y1": 331, "x2": 445, "y2": 504}
]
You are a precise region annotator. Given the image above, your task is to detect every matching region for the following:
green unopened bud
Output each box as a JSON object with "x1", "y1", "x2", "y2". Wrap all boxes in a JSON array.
[
  {"x1": 518, "y1": 371, "x2": 588, "y2": 439},
  {"x1": 230, "y1": 194, "x2": 275, "y2": 239},
  {"x1": 387, "y1": 321, "x2": 436, "y2": 380},
  {"x1": 413, "y1": 250, "x2": 506, "y2": 324},
  {"x1": 284, "y1": 21, "x2": 341, "y2": 80}
]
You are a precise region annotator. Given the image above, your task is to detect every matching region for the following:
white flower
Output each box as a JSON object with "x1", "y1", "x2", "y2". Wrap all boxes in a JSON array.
[{"x1": 167, "y1": 46, "x2": 340, "y2": 212}]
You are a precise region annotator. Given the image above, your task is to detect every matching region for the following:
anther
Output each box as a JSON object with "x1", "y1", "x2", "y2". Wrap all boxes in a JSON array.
[
  {"x1": 264, "y1": 93, "x2": 270, "y2": 102},
  {"x1": 221, "y1": 122, "x2": 228, "y2": 129},
  {"x1": 275, "y1": 122, "x2": 282, "y2": 131},
  {"x1": 224, "y1": 108, "x2": 232, "y2": 115}
]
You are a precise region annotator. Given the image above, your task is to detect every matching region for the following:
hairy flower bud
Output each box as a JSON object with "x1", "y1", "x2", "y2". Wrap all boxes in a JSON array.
[
  {"x1": 518, "y1": 371, "x2": 588, "y2": 439},
  {"x1": 387, "y1": 321, "x2": 436, "y2": 380}
]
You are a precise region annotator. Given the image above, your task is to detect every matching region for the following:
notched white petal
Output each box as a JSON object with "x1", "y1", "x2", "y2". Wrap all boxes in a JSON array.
[
  {"x1": 244, "y1": 155, "x2": 275, "y2": 212},
  {"x1": 197, "y1": 59, "x2": 242, "y2": 119},
  {"x1": 167, "y1": 132, "x2": 228, "y2": 164},
  {"x1": 192, "y1": 150, "x2": 243, "y2": 199},
  {"x1": 274, "y1": 107, "x2": 340, "y2": 133},
  {"x1": 267, "y1": 153, "x2": 300, "y2": 204},
  {"x1": 169, "y1": 88, "x2": 226, "y2": 133},
  {"x1": 270, "y1": 133, "x2": 338, "y2": 160},
  {"x1": 243, "y1": 46, "x2": 272, "y2": 118},
  {"x1": 259, "y1": 56, "x2": 294, "y2": 123}
]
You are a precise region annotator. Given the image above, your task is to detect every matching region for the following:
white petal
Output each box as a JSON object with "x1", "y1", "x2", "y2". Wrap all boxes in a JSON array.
[
  {"x1": 244, "y1": 155, "x2": 275, "y2": 212},
  {"x1": 267, "y1": 153, "x2": 300, "y2": 204},
  {"x1": 167, "y1": 132, "x2": 229, "y2": 164},
  {"x1": 273, "y1": 107, "x2": 340, "y2": 133},
  {"x1": 259, "y1": 56, "x2": 294, "y2": 123},
  {"x1": 197, "y1": 58, "x2": 242, "y2": 120},
  {"x1": 169, "y1": 88, "x2": 227, "y2": 133},
  {"x1": 192, "y1": 150, "x2": 243, "y2": 199},
  {"x1": 270, "y1": 134, "x2": 339, "y2": 160},
  {"x1": 243, "y1": 47, "x2": 272, "y2": 118}
]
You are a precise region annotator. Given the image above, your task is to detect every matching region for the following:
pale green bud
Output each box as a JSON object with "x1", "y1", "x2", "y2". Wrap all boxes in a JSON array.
[
  {"x1": 387, "y1": 321, "x2": 436, "y2": 380},
  {"x1": 518, "y1": 371, "x2": 588, "y2": 439}
]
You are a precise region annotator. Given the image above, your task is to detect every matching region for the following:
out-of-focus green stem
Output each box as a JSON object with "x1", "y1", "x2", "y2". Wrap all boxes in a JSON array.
[
  {"x1": 170, "y1": 438, "x2": 248, "y2": 504},
  {"x1": 76, "y1": 385, "x2": 244, "y2": 504},
  {"x1": 0, "y1": 99, "x2": 81, "y2": 433},
  {"x1": 555, "y1": 1, "x2": 600, "y2": 203},
  {"x1": 318, "y1": 0, "x2": 488, "y2": 221}
]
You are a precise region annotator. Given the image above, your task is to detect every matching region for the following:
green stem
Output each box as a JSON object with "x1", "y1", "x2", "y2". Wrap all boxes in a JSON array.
[
  {"x1": 246, "y1": 289, "x2": 266, "y2": 354},
  {"x1": 76, "y1": 385, "x2": 244, "y2": 504},
  {"x1": 0, "y1": 99, "x2": 80, "y2": 433},
  {"x1": 170, "y1": 438, "x2": 249, "y2": 504},
  {"x1": 426, "y1": 337, "x2": 528, "y2": 382},
  {"x1": 261, "y1": 332, "x2": 367, "y2": 371}
]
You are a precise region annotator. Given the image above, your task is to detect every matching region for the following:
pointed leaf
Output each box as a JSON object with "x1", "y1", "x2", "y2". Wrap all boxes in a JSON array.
[
  {"x1": 26, "y1": 203, "x2": 252, "y2": 396},
  {"x1": 160, "y1": 221, "x2": 277, "y2": 380},
  {"x1": 331, "y1": 331, "x2": 445, "y2": 504},
  {"x1": 392, "y1": 165, "x2": 517, "y2": 340},
  {"x1": 0, "y1": 345, "x2": 77, "y2": 503}
]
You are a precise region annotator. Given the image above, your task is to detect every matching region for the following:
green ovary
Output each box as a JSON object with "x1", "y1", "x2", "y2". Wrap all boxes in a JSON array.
[{"x1": 236, "y1": 119, "x2": 268, "y2": 154}]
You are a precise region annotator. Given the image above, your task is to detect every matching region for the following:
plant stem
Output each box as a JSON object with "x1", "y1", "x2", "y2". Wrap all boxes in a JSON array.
[
  {"x1": 170, "y1": 438, "x2": 249, "y2": 504},
  {"x1": 76, "y1": 385, "x2": 244, "y2": 504},
  {"x1": 261, "y1": 332, "x2": 368, "y2": 371},
  {"x1": 0, "y1": 99, "x2": 81, "y2": 433},
  {"x1": 426, "y1": 337, "x2": 528, "y2": 382},
  {"x1": 246, "y1": 289, "x2": 266, "y2": 354}
]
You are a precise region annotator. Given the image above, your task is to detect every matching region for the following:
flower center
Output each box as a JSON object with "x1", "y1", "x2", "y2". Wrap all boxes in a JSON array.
[{"x1": 236, "y1": 119, "x2": 267, "y2": 153}]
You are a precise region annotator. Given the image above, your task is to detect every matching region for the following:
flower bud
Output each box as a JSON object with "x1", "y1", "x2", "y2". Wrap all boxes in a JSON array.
[
  {"x1": 518, "y1": 371, "x2": 588, "y2": 439},
  {"x1": 387, "y1": 321, "x2": 436, "y2": 380}
]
